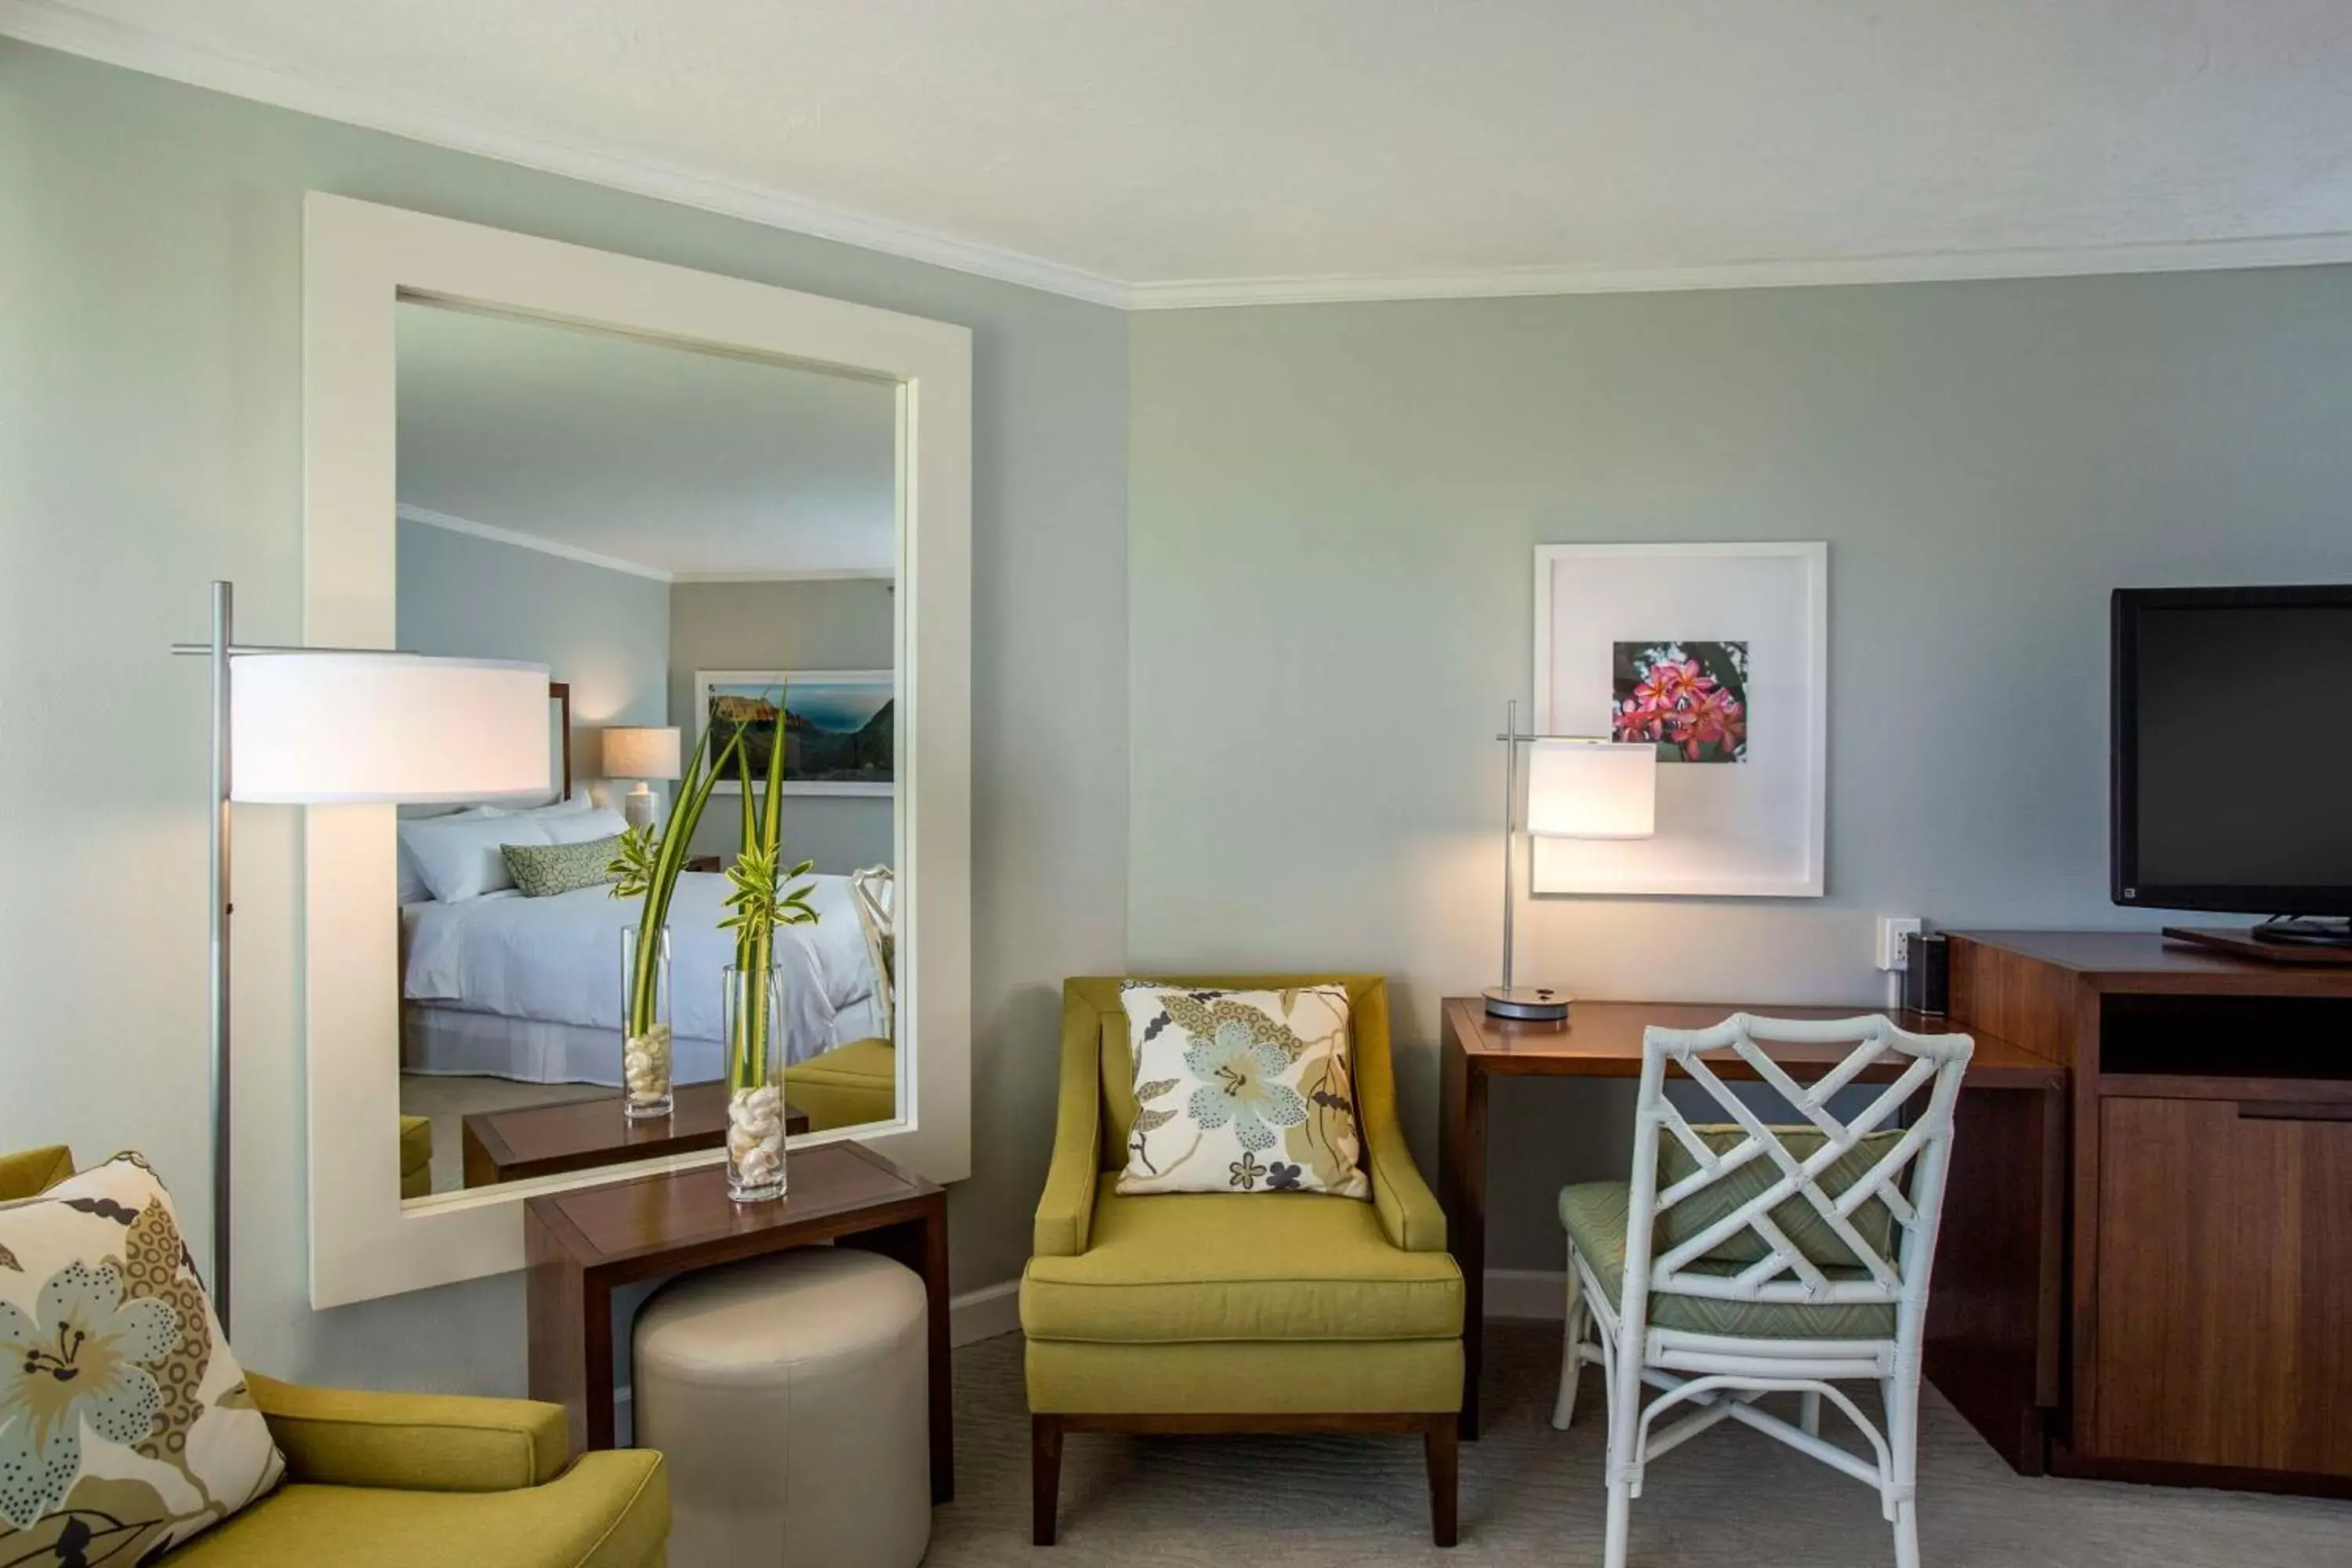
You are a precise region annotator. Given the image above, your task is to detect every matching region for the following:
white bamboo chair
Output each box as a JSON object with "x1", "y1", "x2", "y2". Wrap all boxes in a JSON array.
[{"x1": 1551, "y1": 1012, "x2": 1973, "y2": 1568}]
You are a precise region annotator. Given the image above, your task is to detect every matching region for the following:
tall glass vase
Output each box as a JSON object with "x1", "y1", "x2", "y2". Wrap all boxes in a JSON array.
[
  {"x1": 723, "y1": 963, "x2": 789, "y2": 1203},
  {"x1": 619, "y1": 927, "x2": 673, "y2": 1120}
]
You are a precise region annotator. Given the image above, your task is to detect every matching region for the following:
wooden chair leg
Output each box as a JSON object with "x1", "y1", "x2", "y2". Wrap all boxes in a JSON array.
[
  {"x1": 1032, "y1": 1415, "x2": 1064, "y2": 1546},
  {"x1": 1425, "y1": 1414, "x2": 1460, "y2": 1548}
]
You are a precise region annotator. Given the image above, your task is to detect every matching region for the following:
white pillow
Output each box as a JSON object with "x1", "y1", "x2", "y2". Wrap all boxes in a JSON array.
[
  {"x1": 398, "y1": 813, "x2": 554, "y2": 903},
  {"x1": 541, "y1": 806, "x2": 629, "y2": 846},
  {"x1": 394, "y1": 804, "x2": 496, "y2": 902},
  {"x1": 507, "y1": 795, "x2": 592, "y2": 818}
]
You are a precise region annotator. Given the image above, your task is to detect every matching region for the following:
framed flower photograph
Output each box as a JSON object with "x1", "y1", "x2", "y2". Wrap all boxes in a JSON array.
[{"x1": 1532, "y1": 543, "x2": 1826, "y2": 896}]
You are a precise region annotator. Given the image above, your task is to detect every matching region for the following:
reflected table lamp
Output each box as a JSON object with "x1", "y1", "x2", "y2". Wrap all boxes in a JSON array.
[
  {"x1": 601, "y1": 725, "x2": 683, "y2": 828},
  {"x1": 1484, "y1": 700, "x2": 1658, "y2": 1022},
  {"x1": 173, "y1": 581, "x2": 550, "y2": 1330}
]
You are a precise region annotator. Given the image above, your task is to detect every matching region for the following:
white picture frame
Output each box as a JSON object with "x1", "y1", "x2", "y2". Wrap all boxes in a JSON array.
[
  {"x1": 303, "y1": 194, "x2": 971, "y2": 1308},
  {"x1": 1530, "y1": 542, "x2": 1828, "y2": 898},
  {"x1": 694, "y1": 669, "x2": 897, "y2": 797}
]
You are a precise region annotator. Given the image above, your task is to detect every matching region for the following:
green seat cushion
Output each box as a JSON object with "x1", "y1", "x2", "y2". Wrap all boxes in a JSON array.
[
  {"x1": 1660, "y1": 1123, "x2": 1902, "y2": 1269},
  {"x1": 783, "y1": 1036, "x2": 895, "y2": 1132},
  {"x1": 1026, "y1": 1336, "x2": 1462, "y2": 1416},
  {"x1": 1022, "y1": 1188, "x2": 1462, "y2": 1345},
  {"x1": 164, "y1": 1451, "x2": 666, "y2": 1568},
  {"x1": 1560, "y1": 1181, "x2": 1896, "y2": 1341}
]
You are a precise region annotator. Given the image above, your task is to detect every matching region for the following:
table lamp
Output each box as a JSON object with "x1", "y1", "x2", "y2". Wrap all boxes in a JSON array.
[
  {"x1": 175, "y1": 581, "x2": 550, "y2": 1329},
  {"x1": 601, "y1": 725, "x2": 684, "y2": 827},
  {"x1": 1484, "y1": 700, "x2": 1657, "y2": 1022}
]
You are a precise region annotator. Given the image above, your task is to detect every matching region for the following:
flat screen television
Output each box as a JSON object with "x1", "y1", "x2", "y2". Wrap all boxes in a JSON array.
[{"x1": 2112, "y1": 585, "x2": 2352, "y2": 939}]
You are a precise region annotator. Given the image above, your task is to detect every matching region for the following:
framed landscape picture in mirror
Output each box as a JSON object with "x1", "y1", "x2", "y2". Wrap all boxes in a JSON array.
[{"x1": 697, "y1": 670, "x2": 895, "y2": 796}]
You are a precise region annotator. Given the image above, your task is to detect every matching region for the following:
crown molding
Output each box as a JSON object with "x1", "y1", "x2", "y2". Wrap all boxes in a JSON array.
[
  {"x1": 0, "y1": 0, "x2": 1131, "y2": 309},
  {"x1": 672, "y1": 568, "x2": 896, "y2": 584},
  {"x1": 396, "y1": 503, "x2": 674, "y2": 583},
  {"x1": 13, "y1": 0, "x2": 2352, "y2": 315},
  {"x1": 1126, "y1": 230, "x2": 2352, "y2": 310}
]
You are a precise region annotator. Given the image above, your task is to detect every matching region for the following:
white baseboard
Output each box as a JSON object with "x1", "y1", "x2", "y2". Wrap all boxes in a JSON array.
[
  {"x1": 1485, "y1": 1267, "x2": 1570, "y2": 1321},
  {"x1": 949, "y1": 1279, "x2": 1023, "y2": 1345}
]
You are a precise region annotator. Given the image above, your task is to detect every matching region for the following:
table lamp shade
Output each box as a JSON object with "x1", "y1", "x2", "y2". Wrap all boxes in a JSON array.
[
  {"x1": 602, "y1": 725, "x2": 683, "y2": 780},
  {"x1": 230, "y1": 653, "x2": 550, "y2": 804},
  {"x1": 1526, "y1": 740, "x2": 1657, "y2": 840}
]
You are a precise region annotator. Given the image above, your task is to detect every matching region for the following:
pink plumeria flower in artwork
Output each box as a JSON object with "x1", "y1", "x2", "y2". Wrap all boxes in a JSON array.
[
  {"x1": 1632, "y1": 657, "x2": 1708, "y2": 711},
  {"x1": 1676, "y1": 688, "x2": 1747, "y2": 760}
]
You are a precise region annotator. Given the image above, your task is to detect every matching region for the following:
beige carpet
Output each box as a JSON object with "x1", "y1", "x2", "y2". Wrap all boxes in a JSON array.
[{"x1": 925, "y1": 1321, "x2": 2351, "y2": 1566}]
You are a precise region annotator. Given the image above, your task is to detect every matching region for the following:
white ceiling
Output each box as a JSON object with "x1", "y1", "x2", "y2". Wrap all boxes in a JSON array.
[
  {"x1": 11, "y1": 2, "x2": 2352, "y2": 306},
  {"x1": 396, "y1": 301, "x2": 897, "y2": 576}
]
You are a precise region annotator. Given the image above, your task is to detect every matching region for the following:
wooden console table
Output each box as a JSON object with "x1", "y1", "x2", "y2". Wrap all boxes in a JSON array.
[
  {"x1": 464, "y1": 1083, "x2": 810, "y2": 1187},
  {"x1": 1439, "y1": 996, "x2": 2067, "y2": 1474},
  {"x1": 524, "y1": 1141, "x2": 953, "y2": 1502}
]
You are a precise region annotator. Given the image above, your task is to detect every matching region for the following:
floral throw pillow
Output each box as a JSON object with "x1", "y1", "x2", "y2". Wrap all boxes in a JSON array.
[
  {"x1": 1116, "y1": 985, "x2": 1370, "y2": 1199},
  {"x1": 0, "y1": 1153, "x2": 285, "y2": 1562}
]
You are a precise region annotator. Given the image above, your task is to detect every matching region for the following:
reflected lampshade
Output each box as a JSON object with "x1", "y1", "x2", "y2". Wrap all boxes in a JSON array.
[
  {"x1": 1526, "y1": 740, "x2": 1657, "y2": 840},
  {"x1": 601, "y1": 726, "x2": 683, "y2": 781},
  {"x1": 230, "y1": 653, "x2": 550, "y2": 804}
]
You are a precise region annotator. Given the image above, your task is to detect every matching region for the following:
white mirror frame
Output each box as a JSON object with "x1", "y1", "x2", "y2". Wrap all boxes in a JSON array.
[{"x1": 302, "y1": 194, "x2": 971, "y2": 1308}]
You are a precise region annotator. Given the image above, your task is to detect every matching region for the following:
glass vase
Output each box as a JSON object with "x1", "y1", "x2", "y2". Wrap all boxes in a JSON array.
[
  {"x1": 723, "y1": 963, "x2": 789, "y2": 1203},
  {"x1": 619, "y1": 927, "x2": 673, "y2": 1120}
]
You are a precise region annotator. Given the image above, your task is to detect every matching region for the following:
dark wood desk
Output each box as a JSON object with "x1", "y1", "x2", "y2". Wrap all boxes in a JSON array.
[
  {"x1": 1439, "y1": 997, "x2": 2067, "y2": 1475},
  {"x1": 524, "y1": 1141, "x2": 953, "y2": 1502},
  {"x1": 463, "y1": 1083, "x2": 809, "y2": 1187}
]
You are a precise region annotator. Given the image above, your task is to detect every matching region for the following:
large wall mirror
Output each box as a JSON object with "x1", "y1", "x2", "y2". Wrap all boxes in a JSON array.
[{"x1": 303, "y1": 196, "x2": 970, "y2": 1307}]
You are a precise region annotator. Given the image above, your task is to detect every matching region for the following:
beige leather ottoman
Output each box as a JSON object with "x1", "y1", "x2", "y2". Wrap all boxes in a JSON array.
[{"x1": 633, "y1": 1247, "x2": 931, "y2": 1567}]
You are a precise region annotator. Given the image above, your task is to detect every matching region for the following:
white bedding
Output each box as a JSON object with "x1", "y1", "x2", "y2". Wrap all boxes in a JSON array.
[{"x1": 401, "y1": 871, "x2": 877, "y2": 1080}]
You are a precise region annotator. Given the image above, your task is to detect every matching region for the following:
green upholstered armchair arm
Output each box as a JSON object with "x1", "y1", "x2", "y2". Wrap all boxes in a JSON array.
[
  {"x1": 1033, "y1": 985, "x2": 1104, "y2": 1258},
  {"x1": 250, "y1": 1373, "x2": 570, "y2": 1493},
  {"x1": 1352, "y1": 985, "x2": 1448, "y2": 1254}
]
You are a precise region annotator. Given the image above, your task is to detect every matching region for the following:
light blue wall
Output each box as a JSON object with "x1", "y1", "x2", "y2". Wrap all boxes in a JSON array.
[
  {"x1": 397, "y1": 519, "x2": 672, "y2": 790},
  {"x1": 1128, "y1": 275, "x2": 2352, "y2": 1267},
  {"x1": 670, "y1": 578, "x2": 896, "y2": 874},
  {"x1": 1, "y1": 38, "x2": 1127, "y2": 1392}
]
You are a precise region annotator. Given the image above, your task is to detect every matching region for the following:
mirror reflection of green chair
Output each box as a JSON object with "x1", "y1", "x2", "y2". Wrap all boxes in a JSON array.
[
  {"x1": 784, "y1": 1036, "x2": 896, "y2": 1131},
  {"x1": 399, "y1": 1114, "x2": 433, "y2": 1200},
  {"x1": 1022, "y1": 976, "x2": 1465, "y2": 1548},
  {"x1": 0, "y1": 1144, "x2": 670, "y2": 1567}
]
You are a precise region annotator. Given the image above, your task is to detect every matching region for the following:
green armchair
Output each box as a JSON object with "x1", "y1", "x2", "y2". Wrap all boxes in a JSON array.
[
  {"x1": 1022, "y1": 976, "x2": 1464, "y2": 1546},
  {"x1": 0, "y1": 1147, "x2": 667, "y2": 1568}
]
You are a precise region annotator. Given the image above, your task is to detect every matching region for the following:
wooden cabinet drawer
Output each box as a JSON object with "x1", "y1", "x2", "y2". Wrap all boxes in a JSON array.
[{"x1": 2090, "y1": 1095, "x2": 2352, "y2": 1474}]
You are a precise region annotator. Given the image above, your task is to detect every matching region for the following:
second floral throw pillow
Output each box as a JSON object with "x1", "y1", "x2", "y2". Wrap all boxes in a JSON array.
[{"x1": 1116, "y1": 984, "x2": 1370, "y2": 1198}]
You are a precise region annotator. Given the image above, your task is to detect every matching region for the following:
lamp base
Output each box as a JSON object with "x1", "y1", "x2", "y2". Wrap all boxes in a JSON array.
[{"x1": 1483, "y1": 985, "x2": 1571, "y2": 1022}]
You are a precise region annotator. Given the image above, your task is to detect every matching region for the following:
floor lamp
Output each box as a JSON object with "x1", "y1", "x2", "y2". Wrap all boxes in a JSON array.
[{"x1": 174, "y1": 581, "x2": 550, "y2": 1334}]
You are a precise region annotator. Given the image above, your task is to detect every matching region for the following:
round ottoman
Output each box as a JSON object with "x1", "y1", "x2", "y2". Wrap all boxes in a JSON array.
[{"x1": 633, "y1": 1247, "x2": 931, "y2": 1568}]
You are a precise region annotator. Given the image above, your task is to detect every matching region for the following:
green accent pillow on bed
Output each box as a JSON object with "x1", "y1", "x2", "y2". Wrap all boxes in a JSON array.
[{"x1": 499, "y1": 833, "x2": 622, "y2": 898}]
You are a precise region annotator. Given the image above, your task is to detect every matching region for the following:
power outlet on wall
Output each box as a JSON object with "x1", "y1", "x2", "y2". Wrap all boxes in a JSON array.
[{"x1": 1876, "y1": 916, "x2": 1923, "y2": 972}]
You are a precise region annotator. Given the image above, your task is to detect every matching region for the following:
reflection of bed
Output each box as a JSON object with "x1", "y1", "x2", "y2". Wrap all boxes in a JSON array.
[{"x1": 401, "y1": 869, "x2": 884, "y2": 1086}]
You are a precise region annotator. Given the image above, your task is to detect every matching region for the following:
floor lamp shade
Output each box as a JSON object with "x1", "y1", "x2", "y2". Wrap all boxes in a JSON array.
[
  {"x1": 230, "y1": 653, "x2": 551, "y2": 804},
  {"x1": 601, "y1": 725, "x2": 683, "y2": 781},
  {"x1": 1526, "y1": 741, "x2": 1657, "y2": 840}
]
